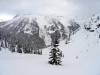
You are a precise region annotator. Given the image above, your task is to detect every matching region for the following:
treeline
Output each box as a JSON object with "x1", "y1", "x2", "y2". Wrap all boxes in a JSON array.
[{"x1": 0, "y1": 28, "x2": 46, "y2": 54}]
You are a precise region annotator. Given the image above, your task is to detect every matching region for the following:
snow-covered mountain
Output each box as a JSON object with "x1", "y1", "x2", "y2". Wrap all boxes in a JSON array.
[
  {"x1": 0, "y1": 15, "x2": 68, "y2": 42},
  {"x1": 0, "y1": 14, "x2": 100, "y2": 75},
  {"x1": 0, "y1": 15, "x2": 80, "y2": 53},
  {"x1": 0, "y1": 15, "x2": 66, "y2": 34},
  {"x1": 0, "y1": 22, "x2": 100, "y2": 75},
  {"x1": 84, "y1": 14, "x2": 100, "y2": 38},
  {"x1": 0, "y1": 15, "x2": 67, "y2": 53},
  {"x1": 85, "y1": 14, "x2": 100, "y2": 30}
]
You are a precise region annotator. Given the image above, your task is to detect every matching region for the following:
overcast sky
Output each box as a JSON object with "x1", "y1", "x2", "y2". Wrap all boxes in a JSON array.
[{"x1": 0, "y1": 0, "x2": 100, "y2": 21}]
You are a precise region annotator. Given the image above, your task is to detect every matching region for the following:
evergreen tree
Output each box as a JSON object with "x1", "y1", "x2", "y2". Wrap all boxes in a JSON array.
[
  {"x1": 48, "y1": 39, "x2": 63, "y2": 65},
  {"x1": 1, "y1": 41, "x2": 4, "y2": 47},
  {"x1": 17, "y1": 44, "x2": 22, "y2": 53},
  {"x1": 10, "y1": 44, "x2": 15, "y2": 52},
  {"x1": 0, "y1": 47, "x2": 1, "y2": 51}
]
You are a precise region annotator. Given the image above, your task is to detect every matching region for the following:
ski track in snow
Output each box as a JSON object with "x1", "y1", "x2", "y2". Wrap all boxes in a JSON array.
[{"x1": 0, "y1": 28, "x2": 100, "y2": 75}]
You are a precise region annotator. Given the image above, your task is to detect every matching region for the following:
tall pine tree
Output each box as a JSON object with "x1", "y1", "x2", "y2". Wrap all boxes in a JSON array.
[{"x1": 48, "y1": 39, "x2": 63, "y2": 65}]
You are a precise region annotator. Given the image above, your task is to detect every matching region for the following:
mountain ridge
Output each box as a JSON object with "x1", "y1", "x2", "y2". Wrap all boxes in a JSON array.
[{"x1": 0, "y1": 15, "x2": 80, "y2": 53}]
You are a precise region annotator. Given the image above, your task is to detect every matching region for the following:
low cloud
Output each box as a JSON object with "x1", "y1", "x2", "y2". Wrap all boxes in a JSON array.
[{"x1": 0, "y1": 0, "x2": 99, "y2": 20}]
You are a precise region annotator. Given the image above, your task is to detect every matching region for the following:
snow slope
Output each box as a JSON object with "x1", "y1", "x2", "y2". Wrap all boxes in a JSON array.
[{"x1": 0, "y1": 27, "x2": 100, "y2": 75}]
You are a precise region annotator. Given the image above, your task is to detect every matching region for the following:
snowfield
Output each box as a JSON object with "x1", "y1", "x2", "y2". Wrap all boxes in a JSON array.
[{"x1": 0, "y1": 28, "x2": 100, "y2": 75}]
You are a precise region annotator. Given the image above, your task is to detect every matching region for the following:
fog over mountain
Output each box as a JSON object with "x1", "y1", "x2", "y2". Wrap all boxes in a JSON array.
[{"x1": 0, "y1": 0, "x2": 100, "y2": 21}]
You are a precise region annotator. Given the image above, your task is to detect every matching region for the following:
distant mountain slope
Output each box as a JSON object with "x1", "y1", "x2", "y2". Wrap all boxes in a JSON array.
[{"x1": 0, "y1": 15, "x2": 80, "y2": 53}]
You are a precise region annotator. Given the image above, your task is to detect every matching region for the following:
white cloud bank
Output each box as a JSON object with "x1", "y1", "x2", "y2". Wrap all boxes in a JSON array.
[
  {"x1": 0, "y1": 0, "x2": 100, "y2": 21},
  {"x1": 0, "y1": 0, "x2": 79, "y2": 21}
]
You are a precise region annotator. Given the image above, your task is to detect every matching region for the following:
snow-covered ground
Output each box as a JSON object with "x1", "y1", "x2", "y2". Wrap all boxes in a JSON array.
[{"x1": 0, "y1": 28, "x2": 100, "y2": 75}]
